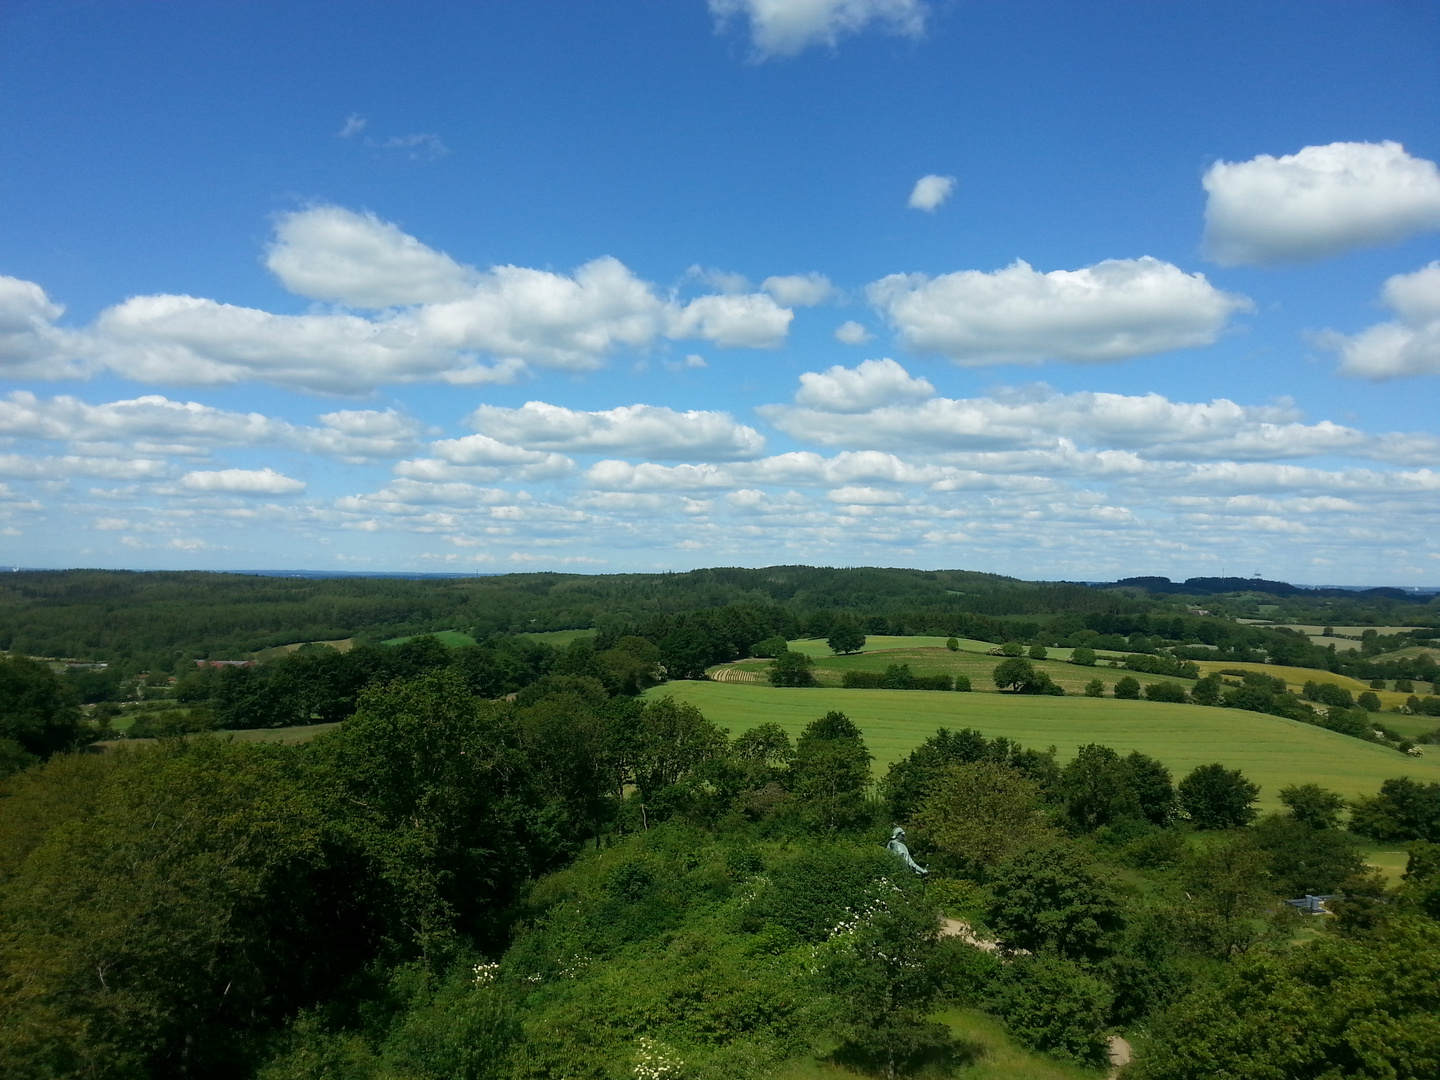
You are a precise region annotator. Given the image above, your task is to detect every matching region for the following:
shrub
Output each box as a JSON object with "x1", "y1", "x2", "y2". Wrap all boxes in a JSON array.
[
  {"x1": 1114, "y1": 676, "x2": 1141, "y2": 700},
  {"x1": 1001, "y1": 641, "x2": 1024, "y2": 657},
  {"x1": 953, "y1": 674, "x2": 972, "y2": 692},
  {"x1": 1028, "y1": 645, "x2": 1048, "y2": 660},
  {"x1": 1145, "y1": 682, "x2": 1188, "y2": 703},
  {"x1": 768, "y1": 650, "x2": 817, "y2": 687},
  {"x1": 751, "y1": 635, "x2": 788, "y2": 658},
  {"x1": 945, "y1": 637, "x2": 959, "y2": 652},
  {"x1": 1190, "y1": 673, "x2": 1223, "y2": 706},
  {"x1": 1070, "y1": 646, "x2": 1096, "y2": 666},
  {"x1": 985, "y1": 953, "x2": 1113, "y2": 1066},
  {"x1": 1083, "y1": 678, "x2": 1104, "y2": 698},
  {"x1": 1358, "y1": 691, "x2": 1382, "y2": 711}
]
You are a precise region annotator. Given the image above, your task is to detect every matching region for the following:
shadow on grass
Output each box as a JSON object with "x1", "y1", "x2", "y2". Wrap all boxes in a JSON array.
[{"x1": 831, "y1": 1022, "x2": 983, "y2": 1077}]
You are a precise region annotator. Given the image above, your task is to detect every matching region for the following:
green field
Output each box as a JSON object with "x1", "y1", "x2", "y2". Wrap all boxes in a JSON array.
[
  {"x1": 251, "y1": 638, "x2": 355, "y2": 660},
  {"x1": 380, "y1": 629, "x2": 478, "y2": 648},
  {"x1": 728, "y1": 644, "x2": 1167, "y2": 697},
  {"x1": 643, "y1": 681, "x2": 1440, "y2": 809},
  {"x1": 519, "y1": 628, "x2": 595, "y2": 648}
]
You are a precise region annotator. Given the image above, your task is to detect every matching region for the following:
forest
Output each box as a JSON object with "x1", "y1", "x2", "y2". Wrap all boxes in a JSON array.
[{"x1": 2, "y1": 567, "x2": 1440, "y2": 1079}]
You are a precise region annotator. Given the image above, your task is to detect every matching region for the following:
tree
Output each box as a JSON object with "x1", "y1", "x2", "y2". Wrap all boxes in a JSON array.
[
  {"x1": 789, "y1": 712, "x2": 873, "y2": 832},
  {"x1": 1058, "y1": 744, "x2": 1138, "y2": 832},
  {"x1": 1144, "y1": 681, "x2": 1188, "y2": 703},
  {"x1": 1083, "y1": 678, "x2": 1104, "y2": 697},
  {"x1": 912, "y1": 762, "x2": 1053, "y2": 875},
  {"x1": 992, "y1": 657, "x2": 1060, "y2": 694},
  {"x1": 945, "y1": 637, "x2": 959, "y2": 652},
  {"x1": 1189, "y1": 673, "x2": 1223, "y2": 706},
  {"x1": 816, "y1": 881, "x2": 952, "y2": 1079},
  {"x1": 1358, "y1": 690, "x2": 1382, "y2": 711},
  {"x1": 1070, "y1": 646, "x2": 1096, "y2": 666},
  {"x1": 751, "y1": 635, "x2": 788, "y2": 658},
  {"x1": 827, "y1": 622, "x2": 866, "y2": 655},
  {"x1": 881, "y1": 727, "x2": 994, "y2": 822},
  {"x1": 1251, "y1": 813, "x2": 1365, "y2": 897},
  {"x1": 1125, "y1": 752, "x2": 1177, "y2": 826},
  {"x1": 0, "y1": 740, "x2": 337, "y2": 1079},
  {"x1": 1177, "y1": 832, "x2": 1275, "y2": 956},
  {"x1": 1131, "y1": 917, "x2": 1440, "y2": 1080},
  {"x1": 1028, "y1": 644, "x2": 1048, "y2": 660},
  {"x1": 987, "y1": 844, "x2": 1124, "y2": 962},
  {"x1": 1000, "y1": 641, "x2": 1024, "y2": 657},
  {"x1": 1349, "y1": 777, "x2": 1440, "y2": 843},
  {"x1": 1113, "y1": 675, "x2": 1141, "y2": 699},
  {"x1": 0, "y1": 656, "x2": 84, "y2": 759},
  {"x1": 1279, "y1": 783, "x2": 1346, "y2": 829},
  {"x1": 767, "y1": 649, "x2": 816, "y2": 687},
  {"x1": 659, "y1": 625, "x2": 714, "y2": 679},
  {"x1": 1178, "y1": 763, "x2": 1259, "y2": 829}
]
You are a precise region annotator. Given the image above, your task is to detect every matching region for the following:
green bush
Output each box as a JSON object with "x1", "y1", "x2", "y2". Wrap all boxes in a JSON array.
[
  {"x1": 985, "y1": 953, "x2": 1113, "y2": 1066},
  {"x1": 1145, "y1": 681, "x2": 1188, "y2": 703},
  {"x1": 1114, "y1": 675, "x2": 1141, "y2": 699}
]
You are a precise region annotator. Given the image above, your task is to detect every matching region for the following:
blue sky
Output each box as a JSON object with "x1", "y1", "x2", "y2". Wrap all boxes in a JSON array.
[{"x1": 2, "y1": 0, "x2": 1438, "y2": 582}]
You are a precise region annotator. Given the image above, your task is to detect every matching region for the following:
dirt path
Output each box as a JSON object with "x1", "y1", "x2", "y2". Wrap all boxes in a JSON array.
[
  {"x1": 1107, "y1": 1035, "x2": 1132, "y2": 1077},
  {"x1": 939, "y1": 919, "x2": 1131, "y2": 1074},
  {"x1": 938, "y1": 917, "x2": 1002, "y2": 953}
]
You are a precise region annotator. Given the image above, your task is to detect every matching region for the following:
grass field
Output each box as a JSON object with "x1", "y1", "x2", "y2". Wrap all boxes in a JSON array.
[
  {"x1": 251, "y1": 638, "x2": 354, "y2": 660},
  {"x1": 520, "y1": 629, "x2": 595, "y2": 648},
  {"x1": 1192, "y1": 659, "x2": 1431, "y2": 713},
  {"x1": 728, "y1": 641, "x2": 1183, "y2": 697},
  {"x1": 380, "y1": 629, "x2": 478, "y2": 648},
  {"x1": 643, "y1": 681, "x2": 1440, "y2": 809}
]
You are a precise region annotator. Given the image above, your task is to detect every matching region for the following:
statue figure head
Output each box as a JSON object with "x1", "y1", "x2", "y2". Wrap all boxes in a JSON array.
[{"x1": 890, "y1": 826, "x2": 906, "y2": 841}]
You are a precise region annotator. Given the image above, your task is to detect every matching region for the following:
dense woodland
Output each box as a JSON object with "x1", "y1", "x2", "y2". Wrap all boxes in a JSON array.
[{"x1": 2, "y1": 567, "x2": 1440, "y2": 1078}]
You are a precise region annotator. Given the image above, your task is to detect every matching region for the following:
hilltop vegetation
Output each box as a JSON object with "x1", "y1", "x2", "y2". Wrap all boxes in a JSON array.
[{"x1": 3, "y1": 565, "x2": 1440, "y2": 1079}]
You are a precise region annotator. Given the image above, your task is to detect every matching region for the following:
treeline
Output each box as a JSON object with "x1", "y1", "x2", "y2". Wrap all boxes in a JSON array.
[
  {"x1": 5, "y1": 567, "x2": 1435, "y2": 687},
  {"x1": 0, "y1": 566, "x2": 1150, "y2": 671}
]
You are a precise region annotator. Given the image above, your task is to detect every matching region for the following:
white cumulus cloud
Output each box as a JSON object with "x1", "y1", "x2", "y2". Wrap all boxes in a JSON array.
[
  {"x1": 761, "y1": 272, "x2": 835, "y2": 306},
  {"x1": 180, "y1": 468, "x2": 306, "y2": 495},
  {"x1": 711, "y1": 0, "x2": 928, "y2": 58},
  {"x1": 1203, "y1": 141, "x2": 1440, "y2": 265},
  {"x1": 908, "y1": 174, "x2": 955, "y2": 211},
  {"x1": 1320, "y1": 261, "x2": 1440, "y2": 379},
  {"x1": 469, "y1": 401, "x2": 766, "y2": 460},
  {"x1": 1, "y1": 209, "x2": 796, "y2": 394},
  {"x1": 0, "y1": 276, "x2": 85, "y2": 379},
  {"x1": 793, "y1": 357, "x2": 935, "y2": 412},
  {"x1": 668, "y1": 292, "x2": 793, "y2": 348},
  {"x1": 868, "y1": 257, "x2": 1250, "y2": 365},
  {"x1": 761, "y1": 365, "x2": 1434, "y2": 464},
  {"x1": 0, "y1": 392, "x2": 420, "y2": 461},
  {"x1": 835, "y1": 320, "x2": 873, "y2": 344},
  {"x1": 266, "y1": 206, "x2": 478, "y2": 307}
]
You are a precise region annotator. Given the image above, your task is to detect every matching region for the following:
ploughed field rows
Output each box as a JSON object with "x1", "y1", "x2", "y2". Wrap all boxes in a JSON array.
[
  {"x1": 644, "y1": 681, "x2": 1440, "y2": 811},
  {"x1": 718, "y1": 645, "x2": 1167, "y2": 697}
]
